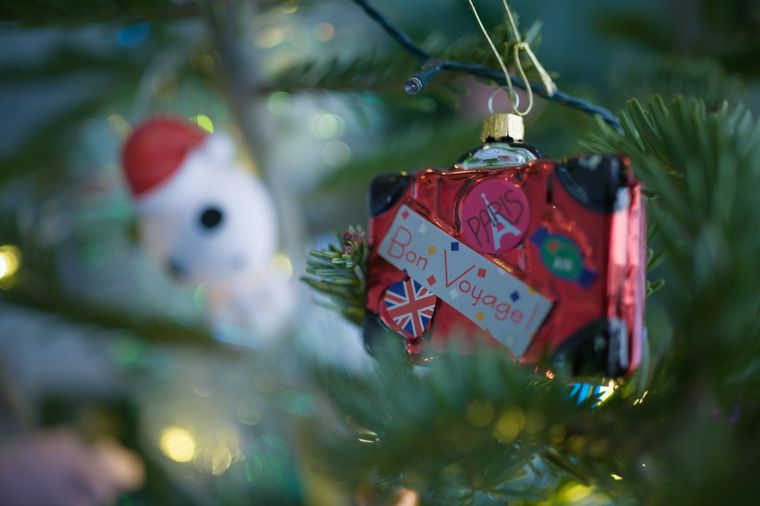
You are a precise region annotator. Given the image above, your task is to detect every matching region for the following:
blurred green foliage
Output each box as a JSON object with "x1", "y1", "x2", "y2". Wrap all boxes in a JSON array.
[
  {"x1": 595, "y1": 0, "x2": 760, "y2": 78},
  {"x1": 0, "y1": 0, "x2": 189, "y2": 25}
]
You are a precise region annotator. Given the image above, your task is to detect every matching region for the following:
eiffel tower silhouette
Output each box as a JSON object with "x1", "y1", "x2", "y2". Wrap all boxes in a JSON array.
[{"x1": 481, "y1": 193, "x2": 522, "y2": 250}]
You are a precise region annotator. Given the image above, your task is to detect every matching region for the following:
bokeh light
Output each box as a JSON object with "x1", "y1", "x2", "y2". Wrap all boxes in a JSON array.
[
  {"x1": 211, "y1": 447, "x2": 233, "y2": 475},
  {"x1": 267, "y1": 91, "x2": 293, "y2": 116},
  {"x1": 0, "y1": 245, "x2": 21, "y2": 283},
  {"x1": 633, "y1": 390, "x2": 649, "y2": 406},
  {"x1": 256, "y1": 27, "x2": 285, "y2": 49},
  {"x1": 190, "y1": 53, "x2": 215, "y2": 73},
  {"x1": 395, "y1": 489, "x2": 420, "y2": 506},
  {"x1": 270, "y1": 252, "x2": 293, "y2": 279},
  {"x1": 492, "y1": 407, "x2": 525, "y2": 443},
  {"x1": 321, "y1": 140, "x2": 351, "y2": 167},
  {"x1": 200, "y1": 424, "x2": 241, "y2": 476},
  {"x1": 549, "y1": 424, "x2": 566, "y2": 444},
  {"x1": 314, "y1": 22, "x2": 335, "y2": 42},
  {"x1": 465, "y1": 400, "x2": 494, "y2": 428},
  {"x1": 558, "y1": 482, "x2": 593, "y2": 502},
  {"x1": 281, "y1": 1, "x2": 298, "y2": 14},
  {"x1": 159, "y1": 426, "x2": 196, "y2": 463},
  {"x1": 309, "y1": 112, "x2": 345, "y2": 139},
  {"x1": 106, "y1": 114, "x2": 131, "y2": 139},
  {"x1": 237, "y1": 396, "x2": 263, "y2": 426},
  {"x1": 278, "y1": 391, "x2": 316, "y2": 418},
  {"x1": 192, "y1": 114, "x2": 214, "y2": 133},
  {"x1": 191, "y1": 383, "x2": 213, "y2": 398},
  {"x1": 596, "y1": 380, "x2": 617, "y2": 405}
]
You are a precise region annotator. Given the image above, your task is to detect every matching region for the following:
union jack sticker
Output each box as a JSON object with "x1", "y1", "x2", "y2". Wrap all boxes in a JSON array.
[{"x1": 380, "y1": 278, "x2": 437, "y2": 339}]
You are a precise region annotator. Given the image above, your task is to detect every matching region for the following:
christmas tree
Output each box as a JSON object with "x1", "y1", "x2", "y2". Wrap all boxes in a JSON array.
[{"x1": 0, "y1": 0, "x2": 758, "y2": 504}]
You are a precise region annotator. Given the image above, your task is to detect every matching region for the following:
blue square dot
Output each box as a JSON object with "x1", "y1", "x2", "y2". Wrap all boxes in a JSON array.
[
  {"x1": 450, "y1": 242, "x2": 459, "y2": 251},
  {"x1": 510, "y1": 291, "x2": 520, "y2": 302}
]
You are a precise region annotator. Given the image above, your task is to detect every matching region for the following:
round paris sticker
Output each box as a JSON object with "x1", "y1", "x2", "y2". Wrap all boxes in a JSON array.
[{"x1": 460, "y1": 178, "x2": 530, "y2": 254}]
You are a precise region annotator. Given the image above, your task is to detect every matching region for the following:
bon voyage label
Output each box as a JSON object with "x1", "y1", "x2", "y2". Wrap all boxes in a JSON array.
[{"x1": 378, "y1": 205, "x2": 553, "y2": 356}]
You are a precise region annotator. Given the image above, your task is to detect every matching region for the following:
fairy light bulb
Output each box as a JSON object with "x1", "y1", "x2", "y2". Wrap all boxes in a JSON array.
[{"x1": 0, "y1": 245, "x2": 21, "y2": 282}]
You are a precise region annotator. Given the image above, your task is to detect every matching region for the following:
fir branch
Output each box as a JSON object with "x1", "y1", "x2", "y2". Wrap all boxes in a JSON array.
[
  {"x1": 350, "y1": 0, "x2": 621, "y2": 130},
  {"x1": 313, "y1": 343, "x2": 623, "y2": 504},
  {"x1": 268, "y1": 50, "x2": 419, "y2": 95},
  {"x1": 612, "y1": 56, "x2": 745, "y2": 111},
  {"x1": 437, "y1": 19, "x2": 546, "y2": 77},
  {"x1": 0, "y1": 0, "x2": 197, "y2": 25},
  {"x1": 302, "y1": 226, "x2": 368, "y2": 325},
  {"x1": 4, "y1": 284, "x2": 217, "y2": 347},
  {"x1": 0, "y1": 212, "x2": 217, "y2": 347},
  {"x1": 267, "y1": 19, "x2": 544, "y2": 101}
]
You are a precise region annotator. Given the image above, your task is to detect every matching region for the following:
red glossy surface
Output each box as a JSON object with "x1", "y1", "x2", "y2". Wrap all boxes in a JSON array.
[{"x1": 366, "y1": 157, "x2": 646, "y2": 374}]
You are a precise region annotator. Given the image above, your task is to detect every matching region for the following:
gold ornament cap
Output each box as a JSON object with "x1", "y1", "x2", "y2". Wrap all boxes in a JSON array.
[{"x1": 480, "y1": 113, "x2": 524, "y2": 143}]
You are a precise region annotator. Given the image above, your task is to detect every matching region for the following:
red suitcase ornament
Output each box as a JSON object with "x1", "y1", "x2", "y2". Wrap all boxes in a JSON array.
[{"x1": 364, "y1": 152, "x2": 646, "y2": 377}]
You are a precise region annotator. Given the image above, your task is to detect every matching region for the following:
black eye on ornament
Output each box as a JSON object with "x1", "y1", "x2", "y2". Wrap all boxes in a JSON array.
[{"x1": 199, "y1": 206, "x2": 224, "y2": 231}]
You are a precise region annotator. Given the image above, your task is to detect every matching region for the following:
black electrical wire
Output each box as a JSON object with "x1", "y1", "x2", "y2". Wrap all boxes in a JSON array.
[{"x1": 352, "y1": 0, "x2": 622, "y2": 131}]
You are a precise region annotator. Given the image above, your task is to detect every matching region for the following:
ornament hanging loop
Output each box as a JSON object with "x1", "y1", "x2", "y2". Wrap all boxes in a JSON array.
[
  {"x1": 487, "y1": 87, "x2": 520, "y2": 115},
  {"x1": 466, "y1": 0, "x2": 556, "y2": 117},
  {"x1": 482, "y1": 87, "x2": 525, "y2": 142}
]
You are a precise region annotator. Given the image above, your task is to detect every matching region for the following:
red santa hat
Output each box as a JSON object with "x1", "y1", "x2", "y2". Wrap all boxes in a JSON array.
[{"x1": 121, "y1": 117, "x2": 206, "y2": 198}]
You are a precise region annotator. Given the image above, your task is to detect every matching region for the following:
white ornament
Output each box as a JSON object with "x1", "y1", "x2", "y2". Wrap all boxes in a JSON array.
[{"x1": 122, "y1": 118, "x2": 293, "y2": 345}]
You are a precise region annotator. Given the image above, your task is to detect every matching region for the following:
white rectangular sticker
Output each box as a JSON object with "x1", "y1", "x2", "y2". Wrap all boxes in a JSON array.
[{"x1": 378, "y1": 205, "x2": 553, "y2": 356}]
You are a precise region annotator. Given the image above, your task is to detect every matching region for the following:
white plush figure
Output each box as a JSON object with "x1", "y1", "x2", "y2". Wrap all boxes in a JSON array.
[{"x1": 121, "y1": 117, "x2": 293, "y2": 346}]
